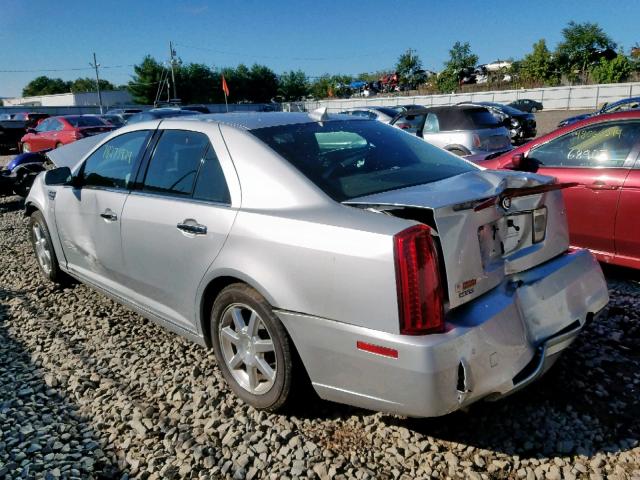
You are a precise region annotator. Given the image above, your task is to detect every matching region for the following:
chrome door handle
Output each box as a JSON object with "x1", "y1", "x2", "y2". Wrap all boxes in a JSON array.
[
  {"x1": 100, "y1": 210, "x2": 117, "y2": 221},
  {"x1": 177, "y1": 221, "x2": 207, "y2": 235},
  {"x1": 587, "y1": 181, "x2": 618, "y2": 190}
]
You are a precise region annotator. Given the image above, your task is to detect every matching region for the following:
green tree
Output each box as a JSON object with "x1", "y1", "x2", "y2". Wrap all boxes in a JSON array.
[
  {"x1": 519, "y1": 40, "x2": 559, "y2": 85},
  {"x1": 555, "y1": 21, "x2": 616, "y2": 80},
  {"x1": 590, "y1": 54, "x2": 632, "y2": 84},
  {"x1": 70, "y1": 77, "x2": 116, "y2": 93},
  {"x1": 247, "y1": 64, "x2": 279, "y2": 103},
  {"x1": 278, "y1": 70, "x2": 309, "y2": 101},
  {"x1": 436, "y1": 41, "x2": 478, "y2": 93},
  {"x1": 177, "y1": 63, "x2": 220, "y2": 104},
  {"x1": 128, "y1": 55, "x2": 167, "y2": 104},
  {"x1": 22, "y1": 76, "x2": 71, "y2": 96},
  {"x1": 395, "y1": 49, "x2": 424, "y2": 87}
]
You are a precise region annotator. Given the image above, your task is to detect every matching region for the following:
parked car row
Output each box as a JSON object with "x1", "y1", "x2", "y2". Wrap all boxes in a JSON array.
[
  {"x1": 25, "y1": 110, "x2": 608, "y2": 418},
  {"x1": 340, "y1": 100, "x2": 540, "y2": 155}
]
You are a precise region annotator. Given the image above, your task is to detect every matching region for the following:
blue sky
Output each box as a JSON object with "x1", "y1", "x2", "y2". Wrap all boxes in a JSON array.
[{"x1": 1, "y1": 0, "x2": 639, "y2": 97}]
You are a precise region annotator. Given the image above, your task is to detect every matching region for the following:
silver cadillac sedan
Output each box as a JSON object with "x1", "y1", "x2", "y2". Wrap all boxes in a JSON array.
[{"x1": 25, "y1": 110, "x2": 609, "y2": 417}]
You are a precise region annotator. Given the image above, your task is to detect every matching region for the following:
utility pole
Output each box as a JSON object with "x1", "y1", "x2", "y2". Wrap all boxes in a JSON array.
[
  {"x1": 169, "y1": 41, "x2": 178, "y2": 101},
  {"x1": 90, "y1": 52, "x2": 104, "y2": 114}
]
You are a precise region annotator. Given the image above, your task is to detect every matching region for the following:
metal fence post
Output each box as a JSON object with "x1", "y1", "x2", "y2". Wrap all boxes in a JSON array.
[
  {"x1": 595, "y1": 85, "x2": 600, "y2": 108},
  {"x1": 567, "y1": 87, "x2": 571, "y2": 110}
]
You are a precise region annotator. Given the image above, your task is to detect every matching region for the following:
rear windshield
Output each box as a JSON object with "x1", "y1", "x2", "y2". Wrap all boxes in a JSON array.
[
  {"x1": 65, "y1": 116, "x2": 107, "y2": 127},
  {"x1": 437, "y1": 108, "x2": 500, "y2": 130},
  {"x1": 251, "y1": 119, "x2": 477, "y2": 201}
]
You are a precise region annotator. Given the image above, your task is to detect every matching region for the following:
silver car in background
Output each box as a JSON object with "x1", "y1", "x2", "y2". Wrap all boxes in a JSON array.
[
  {"x1": 25, "y1": 111, "x2": 608, "y2": 417},
  {"x1": 390, "y1": 105, "x2": 512, "y2": 156},
  {"x1": 338, "y1": 106, "x2": 400, "y2": 124}
]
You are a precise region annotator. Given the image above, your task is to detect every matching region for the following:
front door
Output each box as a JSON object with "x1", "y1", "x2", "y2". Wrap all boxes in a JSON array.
[
  {"x1": 54, "y1": 130, "x2": 152, "y2": 289},
  {"x1": 527, "y1": 120, "x2": 640, "y2": 258},
  {"x1": 120, "y1": 128, "x2": 237, "y2": 331}
]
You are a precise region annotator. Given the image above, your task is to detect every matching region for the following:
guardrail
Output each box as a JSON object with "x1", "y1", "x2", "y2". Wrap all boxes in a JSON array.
[{"x1": 285, "y1": 82, "x2": 640, "y2": 112}]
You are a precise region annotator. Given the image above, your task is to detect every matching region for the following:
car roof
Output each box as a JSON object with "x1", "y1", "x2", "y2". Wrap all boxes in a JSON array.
[
  {"x1": 167, "y1": 111, "x2": 360, "y2": 130},
  {"x1": 607, "y1": 96, "x2": 640, "y2": 107}
]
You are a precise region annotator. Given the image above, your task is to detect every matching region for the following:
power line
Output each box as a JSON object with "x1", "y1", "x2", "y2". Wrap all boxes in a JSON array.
[
  {"x1": 0, "y1": 64, "x2": 135, "y2": 74},
  {"x1": 174, "y1": 42, "x2": 399, "y2": 61}
]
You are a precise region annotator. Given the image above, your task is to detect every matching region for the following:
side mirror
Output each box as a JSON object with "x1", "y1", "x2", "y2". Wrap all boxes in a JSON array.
[
  {"x1": 509, "y1": 153, "x2": 540, "y2": 173},
  {"x1": 44, "y1": 166, "x2": 73, "y2": 186}
]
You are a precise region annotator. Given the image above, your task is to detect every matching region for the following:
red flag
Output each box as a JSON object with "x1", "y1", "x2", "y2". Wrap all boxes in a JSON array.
[{"x1": 221, "y1": 74, "x2": 230, "y2": 97}]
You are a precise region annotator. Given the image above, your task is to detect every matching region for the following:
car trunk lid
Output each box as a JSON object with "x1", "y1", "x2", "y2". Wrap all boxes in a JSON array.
[{"x1": 345, "y1": 169, "x2": 572, "y2": 309}]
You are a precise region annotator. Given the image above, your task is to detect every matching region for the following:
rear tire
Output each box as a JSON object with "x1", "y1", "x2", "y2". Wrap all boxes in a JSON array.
[
  {"x1": 211, "y1": 283, "x2": 295, "y2": 412},
  {"x1": 531, "y1": 107, "x2": 537, "y2": 113},
  {"x1": 447, "y1": 148, "x2": 467, "y2": 156},
  {"x1": 29, "y1": 211, "x2": 67, "y2": 284}
]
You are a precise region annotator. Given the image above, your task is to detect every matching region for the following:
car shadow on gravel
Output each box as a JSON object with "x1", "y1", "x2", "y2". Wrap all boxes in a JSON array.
[
  {"x1": 0, "y1": 289, "x2": 123, "y2": 479},
  {"x1": 0, "y1": 196, "x2": 24, "y2": 214}
]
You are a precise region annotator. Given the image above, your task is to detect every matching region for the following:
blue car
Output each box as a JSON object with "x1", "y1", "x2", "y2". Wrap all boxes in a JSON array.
[
  {"x1": 558, "y1": 96, "x2": 640, "y2": 127},
  {"x1": 0, "y1": 150, "x2": 48, "y2": 197}
]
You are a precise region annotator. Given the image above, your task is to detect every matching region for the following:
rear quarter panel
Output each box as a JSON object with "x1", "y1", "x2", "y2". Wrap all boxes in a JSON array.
[{"x1": 199, "y1": 204, "x2": 411, "y2": 334}]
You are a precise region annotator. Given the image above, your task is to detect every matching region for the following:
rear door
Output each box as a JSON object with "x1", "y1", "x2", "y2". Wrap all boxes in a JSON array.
[
  {"x1": 120, "y1": 126, "x2": 238, "y2": 332},
  {"x1": 527, "y1": 120, "x2": 640, "y2": 258},
  {"x1": 614, "y1": 153, "x2": 640, "y2": 267}
]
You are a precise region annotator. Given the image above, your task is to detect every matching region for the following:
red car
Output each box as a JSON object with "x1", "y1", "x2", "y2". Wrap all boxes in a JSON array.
[
  {"x1": 21, "y1": 115, "x2": 114, "y2": 153},
  {"x1": 478, "y1": 111, "x2": 640, "y2": 270}
]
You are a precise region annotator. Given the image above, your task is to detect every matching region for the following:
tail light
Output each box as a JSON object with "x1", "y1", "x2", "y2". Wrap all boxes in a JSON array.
[
  {"x1": 532, "y1": 207, "x2": 547, "y2": 243},
  {"x1": 394, "y1": 224, "x2": 444, "y2": 335},
  {"x1": 472, "y1": 133, "x2": 481, "y2": 148},
  {"x1": 396, "y1": 122, "x2": 411, "y2": 130},
  {"x1": 72, "y1": 130, "x2": 84, "y2": 140}
]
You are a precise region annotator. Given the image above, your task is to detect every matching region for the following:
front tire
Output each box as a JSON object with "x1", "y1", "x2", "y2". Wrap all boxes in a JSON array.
[
  {"x1": 211, "y1": 283, "x2": 295, "y2": 411},
  {"x1": 29, "y1": 211, "x2": 66, "y2": 284},
  {"x1": 531, "y1": 107, "x2": 537, "y2": 113}
]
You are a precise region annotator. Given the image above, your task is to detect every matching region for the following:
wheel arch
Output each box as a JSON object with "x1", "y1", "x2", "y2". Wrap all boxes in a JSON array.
[
  {"x1": 198, "y1": 271, "x2": 280, "y2": 348},
  {"x1": 444, "y1": 144, "x2": 471, "y2": 156}
]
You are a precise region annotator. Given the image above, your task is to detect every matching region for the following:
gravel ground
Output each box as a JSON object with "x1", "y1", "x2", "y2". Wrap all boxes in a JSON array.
[{"x1": 1, "y1": 192, "x2": 640, "y2": 479}]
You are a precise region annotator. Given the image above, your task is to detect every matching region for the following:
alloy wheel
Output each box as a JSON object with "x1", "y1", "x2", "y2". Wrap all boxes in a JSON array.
[
  {"x1": 32, "y1": 223, "x2": 52, "y2": 275},
  {"x1": 218, "y1": 303, "x2": 277, "y2": 395}
]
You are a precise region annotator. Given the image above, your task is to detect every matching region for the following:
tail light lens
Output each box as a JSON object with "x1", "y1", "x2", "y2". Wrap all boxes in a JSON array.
[
  {"x1": 532, "y1": 207, "x2": 547, "y2": 243},
  {"x1": 72, "y1": 130, "x2": 84, "y2": 140},
  {"x1": 394, "y1": 224, "x2": 444, "y2": 335},
  {"x1": 396, "y1": 122, "x2": 411, "y2": 130},
  {"x1": 472, "y1": 134, "x2": 481, "y2": 148}
]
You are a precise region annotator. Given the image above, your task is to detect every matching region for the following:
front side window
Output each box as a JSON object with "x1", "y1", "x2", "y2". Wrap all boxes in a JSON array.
[
  {"x1": 142, "y1": 130, "x2": 209, "y2": 196},
  {"x1": 81, "y1": 130, "x2": 151, "y2": 189},
  {"x1": 529, "y1": 121, "x2": 640, "y2": 168},
  {"x1": 252, "y1": 119, "x2": 477, "y2": 201}
]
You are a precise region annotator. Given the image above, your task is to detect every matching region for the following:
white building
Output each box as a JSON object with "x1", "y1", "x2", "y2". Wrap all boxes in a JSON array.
[{"x1": 3, "y1": 90, "x2": 133, "y2": 107}]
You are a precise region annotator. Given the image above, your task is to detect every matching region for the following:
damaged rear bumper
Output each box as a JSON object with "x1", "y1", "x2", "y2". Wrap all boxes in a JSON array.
[{"x1": 277, "y1": 249, "x2": 608, "y2": 417}]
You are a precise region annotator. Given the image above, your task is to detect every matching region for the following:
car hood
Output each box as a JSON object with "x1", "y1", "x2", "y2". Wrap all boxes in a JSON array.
[
  {"x1": 344, "y1": 168, "x2": 553, "y2": 210},
  {"x1": 46, "y1": 133, "x2": 109, "y2": 169}
]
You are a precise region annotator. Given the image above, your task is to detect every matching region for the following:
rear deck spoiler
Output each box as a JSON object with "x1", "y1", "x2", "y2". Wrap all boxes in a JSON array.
[{"x1": 473, "y1": 182, "x2": 578, "y2": 211}]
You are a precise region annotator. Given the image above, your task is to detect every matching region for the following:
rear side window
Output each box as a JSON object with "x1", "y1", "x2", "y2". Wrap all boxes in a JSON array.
[
  {"x1": 143, "y1": 130, "x2": 210, "y2": 196},
  {"x1": 192, "y1": 147, "x2": 231, "y2": 204},
  {"x1": 530, "y1": 122, "x2": 640, "y2": 168},
  {"x1": 81, "y1": 130, "x2": 151, "y2": 189}
]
